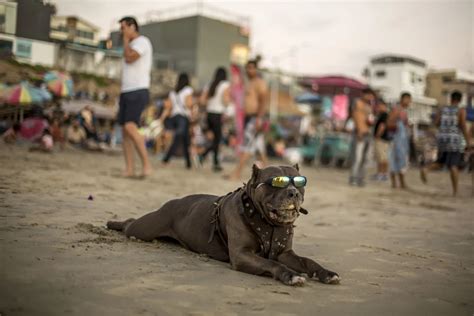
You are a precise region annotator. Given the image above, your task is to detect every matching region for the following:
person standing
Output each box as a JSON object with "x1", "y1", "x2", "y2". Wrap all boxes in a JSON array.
[
  {"x1": 420, "y1": 91, "x2": 471, "y2": 196},
  {"x1": 118, "y1": 16, "x2": 153, "y2": 177},
  {"x1": 227, "y1": 59, "x2": 269, "y2": 180},
  {"x1": 387, "y1": 92, "x2": 411, "y2": 188},
  {"x1": 372, "y1": 100, "x2": 391, "y2": 181},
  {"x1": 160, "y1": 73, "x2": 194, "y2": 169},
  {"x1": 349, "y1": 88, "x2": 376, "y2": 186},
  {"x1": 199, "y1": 67, "x2": 231, "y2": 172}
]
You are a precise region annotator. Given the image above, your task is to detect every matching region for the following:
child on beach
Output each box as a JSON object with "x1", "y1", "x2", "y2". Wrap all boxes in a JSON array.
[{"x1": 2, "y1": 123, "x2": 21, "y2": 144}]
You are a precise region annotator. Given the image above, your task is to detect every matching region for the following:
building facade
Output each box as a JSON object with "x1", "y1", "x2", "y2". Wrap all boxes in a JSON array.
[
  {"x1": 50, "y1": 16, "x2": 100, "y2": 47},
  {"x1": 426, "y1": 70, "x2": 474, "y2": 107},
  {"x1": 110, "y1": 12, "x2": 249, "y2": 87},
  {"x1": 0, "y1": 0, "x2": 56, "y2": 67},
  {"x1": 364, "y1": 54, "x2": 437, "y2": 124},
  {"x1": 15, "y1": 0, "x2": 55, "y2": 42}
]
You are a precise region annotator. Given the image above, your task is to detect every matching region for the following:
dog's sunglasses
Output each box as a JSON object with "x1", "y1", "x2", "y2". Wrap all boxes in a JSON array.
[{"x1": 262, "y1": 176, "x2": 307, "y2": 188}]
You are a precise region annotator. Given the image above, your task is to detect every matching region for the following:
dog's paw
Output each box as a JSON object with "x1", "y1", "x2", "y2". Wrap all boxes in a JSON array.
[
  {"x1": 325, "y1": 273, "x2": 340, "y2": 284},
  {"x1": 279, "y1": 271, "x2": 306, "y2": 286},
  {"x1": 315, "y1": 269, "x2": 341, "y2": 285},
  {"x1": 289, "y1": 275, "x2": 306, "y2": 286}
]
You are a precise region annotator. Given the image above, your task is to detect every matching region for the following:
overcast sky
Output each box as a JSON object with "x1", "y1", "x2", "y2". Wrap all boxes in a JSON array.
[{"x1": 52, "y1": 0, "x2": 473, "y2": 79}]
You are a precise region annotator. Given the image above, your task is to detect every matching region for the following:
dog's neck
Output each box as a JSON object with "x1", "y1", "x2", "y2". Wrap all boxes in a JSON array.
[{"x1": 242, "y1": 184, "x2": 278, "y2": 226}]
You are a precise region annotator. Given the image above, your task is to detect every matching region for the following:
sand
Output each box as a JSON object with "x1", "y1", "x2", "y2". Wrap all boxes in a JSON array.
[{"x1": 0, "y1": 143, "x2": 473, "y2": 316}]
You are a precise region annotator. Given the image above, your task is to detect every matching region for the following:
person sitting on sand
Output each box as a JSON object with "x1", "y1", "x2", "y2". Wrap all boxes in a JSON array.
[
  {"x1": 79, "y1": 105, "x2": 99, "y2": 142},
  {"x1": 66, "y1": 119, "x2": 87, "y2": 146},
  {"x1": 2, "y1": 123, "x2": 21, "y2": 144},
  {"x1": 50, "y1": 118, "x2": 65, "y2": 150},
  {"x1": 29, "y1": 129, "x2": 54, "y2": 153}
]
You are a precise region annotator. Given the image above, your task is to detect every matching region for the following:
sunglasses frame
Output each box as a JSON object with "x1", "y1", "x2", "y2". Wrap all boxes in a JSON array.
[{"x1": 262, "y1": 176, "x2": 307, "y2": 188}]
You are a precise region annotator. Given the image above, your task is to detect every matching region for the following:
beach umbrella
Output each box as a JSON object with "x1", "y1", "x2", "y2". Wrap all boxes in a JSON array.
[
  {"x1": 37, "y1": 87, "x2": 53, "y2": 102},
  {"x1": 43, "y1": 71, "x2": 74, "y2": 97},
  {"x1": 0, "y1": 83, "x2": 10, "y2": 103},
  {"x1": 3, "y1": 82, "x2": 44, "y2": 105},
  {"x1": 19, "y1": 116, "x2": 48, "y2": 141}
]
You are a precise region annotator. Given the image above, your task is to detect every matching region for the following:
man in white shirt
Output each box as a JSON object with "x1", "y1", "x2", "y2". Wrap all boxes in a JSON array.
[{"x1": 118, "y1": 17, "x2": 153, "y2": 177}]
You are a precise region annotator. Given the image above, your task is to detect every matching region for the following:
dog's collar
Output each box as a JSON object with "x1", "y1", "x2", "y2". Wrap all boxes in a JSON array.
[{"x1": 239, "y1": 190, "x2": 293, "y2": 259}]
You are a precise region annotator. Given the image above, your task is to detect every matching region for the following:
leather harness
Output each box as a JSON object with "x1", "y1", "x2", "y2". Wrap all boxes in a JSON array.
[{"x1": 208, "y1": 186, "x2": 308, "y2": 260}]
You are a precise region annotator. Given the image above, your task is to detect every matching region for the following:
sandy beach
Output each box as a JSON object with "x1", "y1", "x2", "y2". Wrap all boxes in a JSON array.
[{"x1": 0, "y1": 143, "x2": 473, "y2": 316}]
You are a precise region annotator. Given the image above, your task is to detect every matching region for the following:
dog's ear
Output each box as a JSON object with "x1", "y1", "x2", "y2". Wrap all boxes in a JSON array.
[
  {"x1": 293, "y1": 164, "x2": 299, "y2": 171},
  {"x1": 251, "y1": 164, "x2": 260, "y2": 182}
]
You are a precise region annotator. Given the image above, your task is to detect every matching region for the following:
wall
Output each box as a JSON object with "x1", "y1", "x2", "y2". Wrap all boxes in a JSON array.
[
  {"x1": 368, "y1": 61, "x2": 427, "y2": 102},
  {"x1": 0, "y1": 1, "x2": 17, "y2": 35},
  {"x1": 110, "y1": 15, "x2": 249, "y2": 88},
  {"x1": 56, "y1": 44, "x2": 121, "y2": 79},
  {"x1": 426, "y1": 72, "x2": 474, "y2": 107},
  {"x1": 13, "y1": 37, "x2": 56, "y2": 67},
  {"x1": 15, "y1": 0, "x2": 54, "y2": 42},
  {"x1": 195, "y1": 15, "x2": 249, "y2": 87},
  {"x1": 368, "y1": 63, "x2": 403, "y2": 101},
  {"x1": 56, "y1": 44, "x2": 95, "y2": 74},
  {"x1": 111, "y1": 16, "x2": 199, "y2": 77}
]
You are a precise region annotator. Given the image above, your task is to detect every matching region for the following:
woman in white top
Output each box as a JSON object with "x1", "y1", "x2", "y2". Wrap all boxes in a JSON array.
[
  {"x1": 160, "y1": 73, "x2": 194, "y2": 169},
  {"x1": 199, "y1": 67, "x2": 230, "y2": 171}
]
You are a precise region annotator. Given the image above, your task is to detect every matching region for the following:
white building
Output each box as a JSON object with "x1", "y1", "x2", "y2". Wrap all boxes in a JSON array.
[
  {"x1": 364, "y1": 54, "x2": 437, "y2": 124},
  {"x1": 0, "y1": 1, "x2": 56, "y2": 67}
]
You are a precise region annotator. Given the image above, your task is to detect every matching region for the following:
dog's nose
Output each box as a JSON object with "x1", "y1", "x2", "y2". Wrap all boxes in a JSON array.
[{"x1": 288, "y1": 189, "x2": 299, "y2": 198}]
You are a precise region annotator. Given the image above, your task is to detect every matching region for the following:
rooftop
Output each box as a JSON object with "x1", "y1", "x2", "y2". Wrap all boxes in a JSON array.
[
  {"x1": 370, "y1": 54, "x2": 426, "y2": 68},
  {"x1": 109, "y1": 2, "x2": 250, "y2": 33}
]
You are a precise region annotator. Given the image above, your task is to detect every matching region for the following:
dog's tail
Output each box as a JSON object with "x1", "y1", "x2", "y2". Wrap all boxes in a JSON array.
[{"x1": 106, "y1": 218, "x2": 135, "y2": 232}]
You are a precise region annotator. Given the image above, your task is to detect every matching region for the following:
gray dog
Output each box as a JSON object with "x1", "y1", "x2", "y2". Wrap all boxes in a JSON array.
[{"x1": 107, "y1": 164, "x2": 340, "y2": 286}]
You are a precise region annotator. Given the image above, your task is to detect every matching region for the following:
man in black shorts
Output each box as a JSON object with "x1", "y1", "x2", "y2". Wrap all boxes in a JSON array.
[{"x1": 118, "y1": 17, "x2": 153, "y2": 177}]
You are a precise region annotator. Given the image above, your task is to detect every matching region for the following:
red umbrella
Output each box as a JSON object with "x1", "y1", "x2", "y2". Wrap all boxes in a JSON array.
[
  {"x1": 19, "y1": 117, "x2": 49, "y2": 141},
  {"x1": 299, "y1": 76, "x2": 368, "y2": 96}
]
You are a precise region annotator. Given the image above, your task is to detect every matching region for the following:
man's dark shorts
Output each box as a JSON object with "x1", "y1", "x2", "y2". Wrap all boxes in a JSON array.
[
  {"x1": 436, "y1": 151, "x2": 463, "y2": 168},
  {"x1": 118, "y1": 88, "x2": 149, "y2": 126}
]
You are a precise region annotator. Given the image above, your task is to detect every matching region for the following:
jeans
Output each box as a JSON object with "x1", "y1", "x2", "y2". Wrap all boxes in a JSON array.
[
  {"x1": 163, "y1": 115, "x2": 191, "y2": 168},
  {"x1": 349, "y1": 133, "x2": 371, "y2": 184},
  {"x1": 202, "y1": 113, "x2": 222, "y2": 167}
]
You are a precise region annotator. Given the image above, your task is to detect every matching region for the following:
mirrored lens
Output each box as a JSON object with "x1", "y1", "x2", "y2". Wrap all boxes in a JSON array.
[
  {"x1": 293, "y1": 176, "x2": 307, "y2": 188},
  {"x1": 271, "y1": 176, "x2": 290, "y2": 188}
]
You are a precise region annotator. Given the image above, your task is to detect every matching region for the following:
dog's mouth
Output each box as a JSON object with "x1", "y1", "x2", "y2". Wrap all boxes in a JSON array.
[{"x1": 266, "y1": 203, "x2": 299, "y2": 224}]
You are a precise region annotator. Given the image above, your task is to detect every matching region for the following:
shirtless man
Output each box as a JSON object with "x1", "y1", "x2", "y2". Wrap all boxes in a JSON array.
[
  {"x1": 349, "y1": 88, "x2": 376, "y2": 186},
  {"x1": 228, "y1": 59, "x2": 269, "y2": 179}
]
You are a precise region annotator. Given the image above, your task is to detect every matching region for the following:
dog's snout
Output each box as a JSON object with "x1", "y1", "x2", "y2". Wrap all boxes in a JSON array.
[{"x1": 288, "y1": 189, "x2": 299, "y2": 198}]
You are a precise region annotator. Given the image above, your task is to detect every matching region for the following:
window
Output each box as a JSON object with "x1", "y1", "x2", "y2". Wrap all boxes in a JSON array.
[
  {"x1": 375, "y1": 70, "x2": 386, "y2": 78},
  {"x1": 0, "y1": 5, "x2": 5, "y2": 33},
  {"x1": 0, "y1": 39, "x2": 13, "y2": 56},
  {"x1": 442, "y1": 76, "x2": 453, "y2": 83},
  {"x1": 16, "y1": 39, "x2": 32, "y2": 59},
  {"x1": 76, "y1": 30, "x2": 94, "y2": 40}
]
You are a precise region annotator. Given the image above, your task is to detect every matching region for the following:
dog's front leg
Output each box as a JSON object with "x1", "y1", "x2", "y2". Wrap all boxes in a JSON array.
[
  {"x1": 229, "y1": 249, "x2": 306, "y2": 286},
  {"x1": 277, "y1": 250, "x2": 340, "y2": 284}
]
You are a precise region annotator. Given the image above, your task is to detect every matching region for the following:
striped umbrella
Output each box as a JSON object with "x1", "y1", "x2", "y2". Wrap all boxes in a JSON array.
[
  {"x1": 3, "y1": 82, "x2": 44, "y2": 105},
  {"x1": 43, "y1": 71, "x2": 74, "y2": 97}
]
